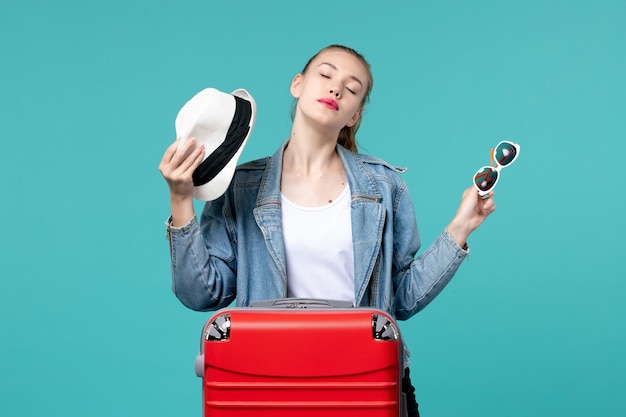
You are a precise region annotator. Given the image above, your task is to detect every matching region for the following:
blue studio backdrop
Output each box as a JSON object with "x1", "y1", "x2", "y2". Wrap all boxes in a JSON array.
[{"x1": 1, "y1": 1, "x2": 625, "y2": 416}]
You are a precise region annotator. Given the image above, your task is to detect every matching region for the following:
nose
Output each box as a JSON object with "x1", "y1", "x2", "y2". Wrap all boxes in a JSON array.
[{"x1": 329, "y1": 88, "x2": 340, "y2": 98}]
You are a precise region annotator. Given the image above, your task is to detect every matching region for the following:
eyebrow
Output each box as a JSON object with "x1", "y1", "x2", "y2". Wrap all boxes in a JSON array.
[{"x1": 318, "y1": 62, "x2": 364, "y2": 87}]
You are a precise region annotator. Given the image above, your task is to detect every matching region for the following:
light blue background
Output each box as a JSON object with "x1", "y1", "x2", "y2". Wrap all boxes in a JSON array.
[{"x1": 1, "y1": 1, "x2": 625, "y2": 416}]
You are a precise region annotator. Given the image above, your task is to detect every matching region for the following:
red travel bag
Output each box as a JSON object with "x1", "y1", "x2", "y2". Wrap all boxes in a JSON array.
[{"x1": 194, "y1": 299, "x2": 405, "y2": 416}]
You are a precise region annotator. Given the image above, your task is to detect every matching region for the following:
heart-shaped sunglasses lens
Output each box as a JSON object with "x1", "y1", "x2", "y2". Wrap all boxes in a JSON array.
[
  {"x1": 474, "y1": 167, "x2": 498, "y2": 192},
  {"x1": 494, "y1": 142, "x2": 518, "y2": 167}
]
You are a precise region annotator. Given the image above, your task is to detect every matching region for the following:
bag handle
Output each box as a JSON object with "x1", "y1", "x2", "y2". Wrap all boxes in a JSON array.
[{"x1": 249, "y1": 298, "x2": 353, "y2": 309}]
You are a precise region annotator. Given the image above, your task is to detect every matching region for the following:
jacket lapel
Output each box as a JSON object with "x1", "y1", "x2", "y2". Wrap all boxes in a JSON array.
[
  {"x1": 253, "y1": 143, "x2": 288, "y2": 289},
  {"x1": 337, "y1": 146, "x2": 385, "y2": 305}
]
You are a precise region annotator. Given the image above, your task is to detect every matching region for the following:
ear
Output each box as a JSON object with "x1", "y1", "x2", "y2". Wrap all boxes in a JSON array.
[
  {"x1": 290, "y1": 73, "x2": 303, "y2": 98},
  {"x1": 345, "y1": 108, "x2": 362, "y2": 128}
]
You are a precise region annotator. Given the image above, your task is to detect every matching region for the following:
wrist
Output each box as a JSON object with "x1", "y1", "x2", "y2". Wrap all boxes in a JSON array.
[
  {"x1": 446, "y1": 218, "x2": 471, "y2": 248},
  {"x1": 169, "y1": 193, "x2": 193, "y2": 209},
  {"x1": 169, "y1": 194, "x2": 195, "y2": 227}
]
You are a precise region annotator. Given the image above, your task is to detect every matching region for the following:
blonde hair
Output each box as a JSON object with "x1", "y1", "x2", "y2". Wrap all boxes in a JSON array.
[{"x1": 291, "y1": 45, "x2": 374, "y2": 152}]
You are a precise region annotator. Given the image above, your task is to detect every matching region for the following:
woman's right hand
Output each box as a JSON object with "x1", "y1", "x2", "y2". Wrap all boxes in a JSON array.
[{"x1": 159, "y1": 137, "x2": 205, "y2": 226}]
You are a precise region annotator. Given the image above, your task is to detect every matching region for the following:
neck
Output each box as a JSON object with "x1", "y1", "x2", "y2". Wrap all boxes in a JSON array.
[
  {"x1": 285, "y1": 124, "x2": 340, "y2": 175},
  {"x1": 283, "y1": 139, "x2": 339, "y2": 175}
]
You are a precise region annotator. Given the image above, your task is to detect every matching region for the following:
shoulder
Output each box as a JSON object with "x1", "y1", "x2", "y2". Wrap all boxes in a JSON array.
[
  {"x1": 342, "y1": 148, "x2": 409, "y2": 188},
  {"x1": 232, "y1": 156, "x2": 270, "y2": 183},
  {"x1": 338, "y1": 147, "x2": 412, "y2": 204},
  {"x1": 351, "y1": 151, "x2": 408, "y2": 175},
  {"x1": 237, "y1": 156, "x2": 270, "y2": 172},
  {"x1": 218, "y1": 157, "x2": 271, "y2": 208}
]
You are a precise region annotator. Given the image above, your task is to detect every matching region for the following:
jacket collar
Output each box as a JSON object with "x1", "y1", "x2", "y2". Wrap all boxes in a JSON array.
[{"x1": 256, "y1": 140, "x2": 383, "y2": 205}]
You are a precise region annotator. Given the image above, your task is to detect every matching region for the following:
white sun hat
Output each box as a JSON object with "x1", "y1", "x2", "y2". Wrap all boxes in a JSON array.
[{"x1": 175, "y1": 87, "x2": 256, "y2": 201}]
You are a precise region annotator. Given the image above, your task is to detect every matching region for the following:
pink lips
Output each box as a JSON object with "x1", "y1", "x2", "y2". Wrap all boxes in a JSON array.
[{"x1": 317, "y1": 98, "x2": 339, "y2": 111}]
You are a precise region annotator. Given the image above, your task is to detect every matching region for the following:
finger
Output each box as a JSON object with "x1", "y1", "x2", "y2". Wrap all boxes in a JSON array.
[
  {"x1": 163, "y1": 139, "x2": 195, "y2": 175},
  {"x1": 177, "y1": 144, "x2": 205, "y2": 177},
  {"x1": 482, "y1": 197, "x2": 496, "y2": 215},
  {"x1": 175, "y1": 137, "x2": 204, "y2": 165},
  {"x1": 160, "y1": 137, "x2": 182, "y2": 166},
  {"x1": 174, "y1": 136, "x2": 193, "y2": 156},
  {"x1": 484, "y1": 192, "x2": 495, "y2": 208},
  {"x1": 160, "y1": 137, "x2": 198, "y2": 178},
  {"x1": 192, "y1": 144, "x2": 206, "y2": 168},
  {"x1": 159, "y1": 139, "x2": 185, "y2": 176},
  {"x1": 185, "y1": 145, "x2": 206, "y2": 177}
]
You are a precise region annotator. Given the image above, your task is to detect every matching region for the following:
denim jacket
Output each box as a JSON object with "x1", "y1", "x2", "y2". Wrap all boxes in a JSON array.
[{"x1": 167, "y1": 141, "x2": 468, "y2": 322}]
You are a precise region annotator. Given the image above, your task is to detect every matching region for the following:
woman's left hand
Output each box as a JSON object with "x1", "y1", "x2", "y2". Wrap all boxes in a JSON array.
[{"x1": 446, "y1": 186, "x2": 497, "y2": 248}]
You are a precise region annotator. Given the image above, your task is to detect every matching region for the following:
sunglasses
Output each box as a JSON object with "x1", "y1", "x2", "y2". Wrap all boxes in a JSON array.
[{"x1": 473, "y1": 141, "x2": 520, "y2": 197}]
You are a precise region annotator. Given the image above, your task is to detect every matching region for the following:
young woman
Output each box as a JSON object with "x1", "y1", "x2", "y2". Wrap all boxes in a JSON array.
[{"x1": 159, "y1": 44, "x2": 496, "y2": 416}]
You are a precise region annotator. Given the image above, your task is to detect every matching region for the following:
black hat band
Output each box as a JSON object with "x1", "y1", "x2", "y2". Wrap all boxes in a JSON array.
[{"x1": 192, "y1": 96, "x2": 252, "y2": 187}]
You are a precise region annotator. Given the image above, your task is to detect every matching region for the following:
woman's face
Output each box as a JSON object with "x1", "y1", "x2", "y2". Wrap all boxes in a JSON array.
[{"x1": 291, "y1": 49, "x2": 370, "y2": 131}]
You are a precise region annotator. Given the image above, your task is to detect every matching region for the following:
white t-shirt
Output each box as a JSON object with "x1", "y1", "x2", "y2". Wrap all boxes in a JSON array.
[{"x1": 281, "y1": 185, "x2": 355, "y2": 304}]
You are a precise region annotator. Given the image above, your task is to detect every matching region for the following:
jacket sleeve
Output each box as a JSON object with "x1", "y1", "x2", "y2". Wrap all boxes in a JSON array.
[
  {"x1": 391, "y1": 185, "x2": 469, "y2": 320},
  {"x1": 167, "y1": 198, "x2": 238, "y2": 311}
]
